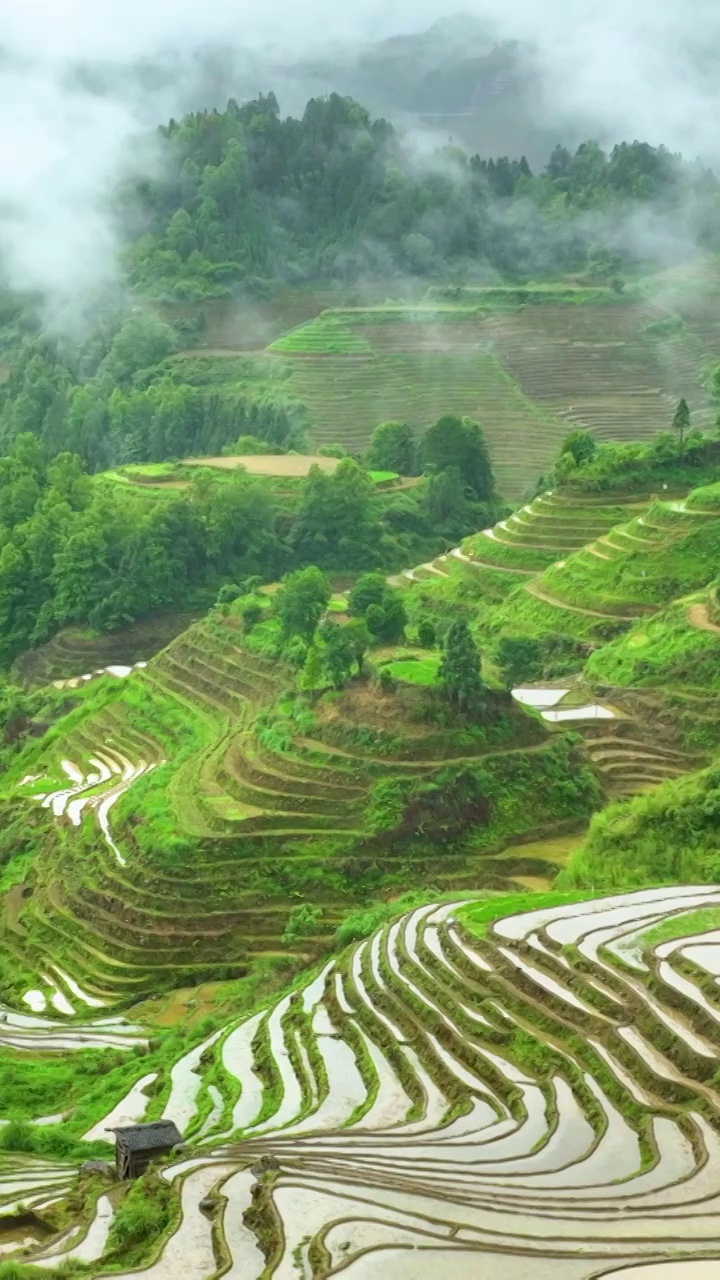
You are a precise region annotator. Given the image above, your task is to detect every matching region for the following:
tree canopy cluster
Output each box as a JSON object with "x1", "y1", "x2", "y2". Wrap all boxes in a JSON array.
[
  {"x1": 0, "y1": 413, "x2": 501, "y2": 665},
  {"x1": 0, "y1": 315, "x2": 308, "y2": 474},
  {"x1": 549, "y1": 420, "x2": 720, "y2": 494},
  {"x1": 121, "y1": 93, "x2": 720, "y2": 298}
]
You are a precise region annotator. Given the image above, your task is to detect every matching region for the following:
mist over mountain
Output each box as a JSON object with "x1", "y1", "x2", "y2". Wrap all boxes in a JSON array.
[{"x1": 3, "y1": 1, "x2": 720, "y2": 321}]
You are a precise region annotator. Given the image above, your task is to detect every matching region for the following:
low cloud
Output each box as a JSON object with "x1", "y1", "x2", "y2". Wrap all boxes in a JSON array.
[{"x1": 2, "y1": 0, "x2": 720, "y2": 322}]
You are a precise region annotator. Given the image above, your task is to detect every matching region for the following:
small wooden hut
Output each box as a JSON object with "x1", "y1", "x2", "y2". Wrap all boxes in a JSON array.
[{"x1": 111, "y1": 1120, "x2": 182, "y2": 1180}]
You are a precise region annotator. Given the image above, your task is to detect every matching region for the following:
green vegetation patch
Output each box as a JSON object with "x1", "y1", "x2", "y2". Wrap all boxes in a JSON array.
[
  {"x1": 383, "y1": 656, "x2": 440, "y2": 686},
  {"x1": 562, "y1": 761, "x2": 720, "y2": 890},
  {"x1": 686, "y1": 481, "x2": 720, "y2": 510},
  {"x1": 269, "y1": 316, "x2": 374, "y2": 355},
  {"x1": 425, "y1": 285, "x2": 620, "y2": 307},
  {"x1": 529, "y1": 500, "x2": 720, "y2": 616},
  {"x1": 585, "y1": 597, "x2": 720, "y2": 690},
  {"x1": 458, "y1": 887, "x2": 604, "y2": 938},
  {"x1": 635, "y1": 905, "x2": 720, "y2": 949}
]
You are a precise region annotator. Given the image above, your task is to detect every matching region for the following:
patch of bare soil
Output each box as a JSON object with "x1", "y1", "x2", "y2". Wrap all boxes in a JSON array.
[
  {"x1": 687, "y1": 602, "x2": 720, "y2": 636},
  {"x1": 315, "y1": 680, "x2": 429, "y2": 736},
  {"x1": 4, "y1": 882, "x2": 28, "y2": 935},
  {"x1": 183, "y1": 454, "x2": 340, "y2": 477}
]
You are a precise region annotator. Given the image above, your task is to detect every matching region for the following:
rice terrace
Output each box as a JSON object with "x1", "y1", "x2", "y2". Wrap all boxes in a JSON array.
[{"x1": 4, "y1": 29, "x2": 720, "y2": 1280}]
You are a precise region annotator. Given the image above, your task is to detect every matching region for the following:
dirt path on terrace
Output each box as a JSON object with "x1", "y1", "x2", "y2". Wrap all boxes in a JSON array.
[
  {"x1": 293, "y1": 736, "x2": 553, "y2": 769},
  {"x1": 525, "y1": 580, "x2": 639, "y2": 621},
  {"x1": 4, "y1": 883, "x2": 27, "y2": 935},
  {"x1": 468, "y1": 557, "x2": 535, "y2": 575},
  {"x1": 686, "y1": 602, "x2": 720, "y2": 636},
  {"x1": 453, "y1": 550, "x2": 535, "y2": 575}
]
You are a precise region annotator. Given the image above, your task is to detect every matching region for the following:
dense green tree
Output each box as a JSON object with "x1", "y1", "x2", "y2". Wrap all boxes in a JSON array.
[
  {"x1": 51, "y1": 522, "x2": 111, "y2": 627},
  {"x1": 364, "y1": 594, "x2": 406, "y2": 643},
  {"x1": 319, "y1": 622, "x2": 357, "y2": 689},
  {"x1": 417, "y1": 618, "x2": 436, "y2": 648},
  {"x1": 299, "y1": 641, "x2": 325, "y2": 692},
  {"x1": 347, "y1": 573, "x2": 387, "y2": 617},
  {"x1": 439, "y1": 620, "x2": 484, "y2": 714},
  {"x1": 365, "y1": 421, "x2": 417, "y2": 475},
  {"x1": 422, "y1": 416, "x2": 496, "y2": 503},
  {"x1": 343, "y1": 618, "x2": 372, "y2": 674},
  {"x1": 420, "y1": 466, "x2": 481, "y2": 540},
  {"x1": 101, "y1": 314, "x2": 179, "y2": 384},
  {"x1": 275, "y1": 566, "x2": 331, "y2": 644},
  {"x1": 673, "y1": 397, "x2": 690, "y2": 454},
  {"x1": 495, "y1": 636, "x2": 543, "y2": 687},
  {"x1": 319, "y1": 618, "x2": 369, "y2": 688},
  {"x1": 348, "y1": 573, "x2": 406, "y2": 642},
  {"x1": 117, "y1": 92, "x2": 718, "y2": 300},
  {"x1": 292, "y1": 461, "x2": 385, "y2": 569},
  {"x1": 560, "y1": 429, "x2": 596, "y2": 466}
]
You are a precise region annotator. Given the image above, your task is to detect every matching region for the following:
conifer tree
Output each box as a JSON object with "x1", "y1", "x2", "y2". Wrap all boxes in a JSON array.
[
  {"x1": 438, "y1": 620, "x2": 484, "y2": 714},
  {"x1": 672, "y1": 397, "x2": 690, "y2": 455}
]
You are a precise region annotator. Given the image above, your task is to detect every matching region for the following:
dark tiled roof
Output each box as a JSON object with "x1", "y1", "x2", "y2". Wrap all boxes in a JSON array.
[{"x1": 111, "y1": 1120, "x2": 182, "y2": 1152}]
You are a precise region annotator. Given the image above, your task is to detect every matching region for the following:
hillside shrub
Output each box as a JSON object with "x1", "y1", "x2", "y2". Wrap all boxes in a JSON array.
[
  {"x1": 221, "y1": 435, "x2": 280, "y2": 455},
  {"x1": 552, "y1": 431, "x2": 720, "y2": 494},
  {"x1": 417, "y1": 619, "x2": 436, "y2": 648},
  {"x1": 282, "y1": 903, "x2": 323, "y2": 945},
  {"x1": 216, "y1": 583, "x2": 242, "y2": 605},
  {"x1": 348, "y1": 574, "x2": 407, "y2": 643},
  {"x1": 107, "y1": 1174, "x2": 174, "y2": 1262},
  {"x1": 496, "y1": 636, "x2": 543, "y2": 686},
  {"x1": 686, "y1": 481, "x2": 720, "y2": 510},
  {"x1": 366, "y1": 421, "x2": 418, "y2": 476},
  {"x1": 562, "y1": 763, "x2": 720, "y2": 890},
  {"x1": 242, "y1": 604, "x2": 265, "y2": 632}
]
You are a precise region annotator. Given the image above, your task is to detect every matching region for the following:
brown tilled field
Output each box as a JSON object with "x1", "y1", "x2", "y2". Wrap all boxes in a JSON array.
[{"x1": 183, "y1": 454, "x2": 340, "y2": 477}]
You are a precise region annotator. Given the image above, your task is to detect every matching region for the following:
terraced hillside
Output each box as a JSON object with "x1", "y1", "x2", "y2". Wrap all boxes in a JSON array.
[
  {"x1": 394, "y1": 481, "x2": 720, "y2": 797},
  {"x1": 487, "y1": 495, "x2": 720, "y2": 645},
  {"x1": 267, "y1": 296, "x2": 716, "y2": 500},
  {"x1": 482, "y1": 301, "x2": 714, "y2": 441},
  {"x1": 392, "y1": 491, "x2": 650, "y2": 606},
  {"x1": 462, "y1": 491, "x2": 652, "y2": 575},
  {"x1": 1, "y1": 609, "x2": 598, "y2": 1005},
  {"x1": 6, "y1": 889, "x2": 720, "y2": 1277}
]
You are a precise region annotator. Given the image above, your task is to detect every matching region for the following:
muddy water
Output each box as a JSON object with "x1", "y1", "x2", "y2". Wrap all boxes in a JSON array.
[
  {"x1": 220, "y1": 1170, "x2": 265, "y2": 1278},
  {"x1": 22, "y1": 991, "x2": 46, "y2": 1012},
  {"x1": 352, "y1": 1031, "x2": 413, "y2": 1131},
  {"x1": 512, "y1": 687, "x2": 570, "y2": 708},
  {"x1": 272, "y1": 1182, "x2": 431, "y2": 1280},
  {"x1": 679, "y1": 944, "x2": 720, "y2": 975},
  {"x1": 221, "y1": 1012, "x2": 264, "y2": 1133},
  {"x1": 602, "y1": 1264, "x2": 720, "y2": 1279},
  {"x1": 340, "y1": 1249, "x2": 594, "y2": 1280},
  {"x1": 112, "y1": 1162, "x2": 235, "y2": 1280},
  {"x1": 497, "y1": 946, "x2": 596, "y2": 1015},
  {"x1": 50, "y1": 965, "x2": 106, "y2": 1009},
  {"x1": 287, "y1": 1025, "x2": 366, "y2": 1133},
  {"x1": 246, "y1": 997, "x2": 303, "y2": 1133},
  {"x1": 542, "y1": 704, "x2": 616, "y2": 721},
  {"x1": 162, "y1": 1028, "x2": 222, "y2": 1134},
  {"x1": 496, "y1": 886, "x2": 720, "y2": 943},
  {"x1": 83, "y1": 1071, "x2": 157, "y2": 1140},
  {"x1": 35, "y1": 1194, "x2": 114, "y2": 1267}
]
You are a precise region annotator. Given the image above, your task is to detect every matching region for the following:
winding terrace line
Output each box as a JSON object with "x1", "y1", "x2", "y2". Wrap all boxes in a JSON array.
[{"x1": 524, "y1": 580, "x2": 641, "y2": 620}]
